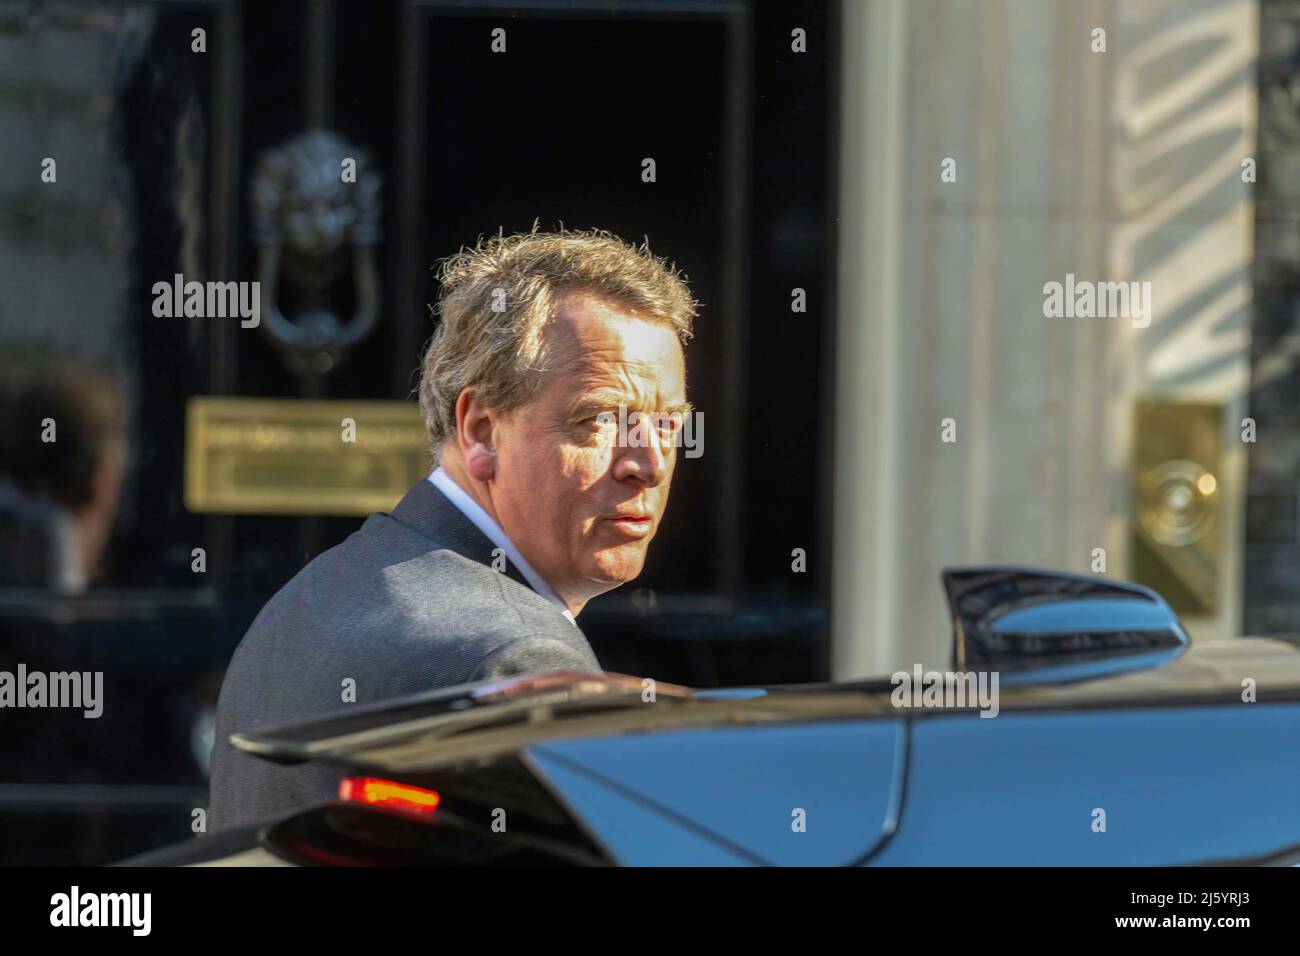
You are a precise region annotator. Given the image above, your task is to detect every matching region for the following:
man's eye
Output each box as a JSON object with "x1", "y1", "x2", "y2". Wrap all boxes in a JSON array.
[{"x1": 573, "y1": 413, "x2": 612, "y2": 435}]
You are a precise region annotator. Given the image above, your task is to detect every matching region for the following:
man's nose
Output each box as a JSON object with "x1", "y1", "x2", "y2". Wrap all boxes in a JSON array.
[{"x1": 614, "y1": 419, "x2": 669, "y2": 485}]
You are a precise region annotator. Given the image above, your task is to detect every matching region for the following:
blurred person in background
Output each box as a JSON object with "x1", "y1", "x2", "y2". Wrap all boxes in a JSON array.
[{"x1": 0, "y1": 357, "x2": 127, "y2": 593}]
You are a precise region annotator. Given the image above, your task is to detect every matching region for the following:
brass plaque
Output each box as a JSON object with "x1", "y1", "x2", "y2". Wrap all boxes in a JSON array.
[
  {"x1": 1131, "y1": 400, "x2": 1222, "y2": 616},
  {"x1": 184, "y1": 397, "x2": 429, "y2": 516}
]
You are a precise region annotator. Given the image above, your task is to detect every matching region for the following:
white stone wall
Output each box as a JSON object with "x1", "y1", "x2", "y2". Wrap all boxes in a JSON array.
[{"x1": 833, "y1": 0, "x2": 1258, "y2": 677}]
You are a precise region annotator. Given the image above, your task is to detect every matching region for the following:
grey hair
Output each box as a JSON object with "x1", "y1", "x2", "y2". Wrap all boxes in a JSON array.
[{"x1": 418, "y1": 226, "x2": 697, "y2": 454}]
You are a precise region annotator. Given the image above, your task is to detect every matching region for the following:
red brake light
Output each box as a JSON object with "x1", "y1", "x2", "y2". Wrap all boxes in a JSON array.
[{"x1": 338, "y1": 777, "x2": 441, "y2": 816}]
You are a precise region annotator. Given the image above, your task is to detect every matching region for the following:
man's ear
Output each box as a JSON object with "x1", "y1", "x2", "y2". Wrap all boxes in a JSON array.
[{"x1": 455, "y1": 388, "x2": 497, "y2": 482}]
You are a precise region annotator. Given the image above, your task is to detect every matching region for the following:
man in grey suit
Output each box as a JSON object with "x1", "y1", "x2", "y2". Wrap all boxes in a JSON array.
[{"x1": 209, "y1": 227, "x2": 697, "y2": 830}]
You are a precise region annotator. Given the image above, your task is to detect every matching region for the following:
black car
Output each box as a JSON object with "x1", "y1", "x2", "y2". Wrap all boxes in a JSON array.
[{"x1": 123, "y1": 567, "x2": 1300, "y2": 866}]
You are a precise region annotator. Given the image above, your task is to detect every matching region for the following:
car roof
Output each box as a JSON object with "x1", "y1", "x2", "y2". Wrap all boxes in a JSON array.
[{"x1": 229, "y1": 636, "x2": 1300, "y2": 776}]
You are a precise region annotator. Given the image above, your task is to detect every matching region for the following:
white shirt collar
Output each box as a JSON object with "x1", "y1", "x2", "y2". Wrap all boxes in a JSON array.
[{"x1": 428, "y1": 467, "x2": 576, "y2": 625}]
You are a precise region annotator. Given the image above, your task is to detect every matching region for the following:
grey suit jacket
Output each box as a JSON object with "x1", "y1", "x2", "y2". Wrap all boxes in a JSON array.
[{"x1": 207, "y1": 478, "x2": 600, "y2": 831}]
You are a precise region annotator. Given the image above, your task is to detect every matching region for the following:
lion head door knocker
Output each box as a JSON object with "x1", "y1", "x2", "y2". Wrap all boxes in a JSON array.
[{"x1": 250, "y1": 129, "x2": 383, "y2": 383}]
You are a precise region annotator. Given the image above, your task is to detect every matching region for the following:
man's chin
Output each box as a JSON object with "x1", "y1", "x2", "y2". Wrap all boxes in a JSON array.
[{"x1": 583, "y1": 552, "x2": 647, "y2": 590}]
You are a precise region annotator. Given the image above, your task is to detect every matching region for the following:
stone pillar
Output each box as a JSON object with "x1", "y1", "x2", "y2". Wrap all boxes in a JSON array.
[{"x1": 834, "y1": 0, "x2": 1258, "y2": 679}]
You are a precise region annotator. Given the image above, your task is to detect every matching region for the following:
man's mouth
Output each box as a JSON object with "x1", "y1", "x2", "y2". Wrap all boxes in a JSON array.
[{"x1": 605, "y1": 513, "x2": 654, "y2": 539}]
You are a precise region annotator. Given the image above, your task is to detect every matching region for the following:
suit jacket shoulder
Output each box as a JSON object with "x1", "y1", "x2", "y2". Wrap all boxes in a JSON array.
[{"x1": 208, "y1": 479, "x2": 599, "y2": 831}]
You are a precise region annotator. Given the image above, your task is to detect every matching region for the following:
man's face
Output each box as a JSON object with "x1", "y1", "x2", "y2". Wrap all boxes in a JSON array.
[{"x1": 489, "y1": 293, "x2": 688, "y2": 607}]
